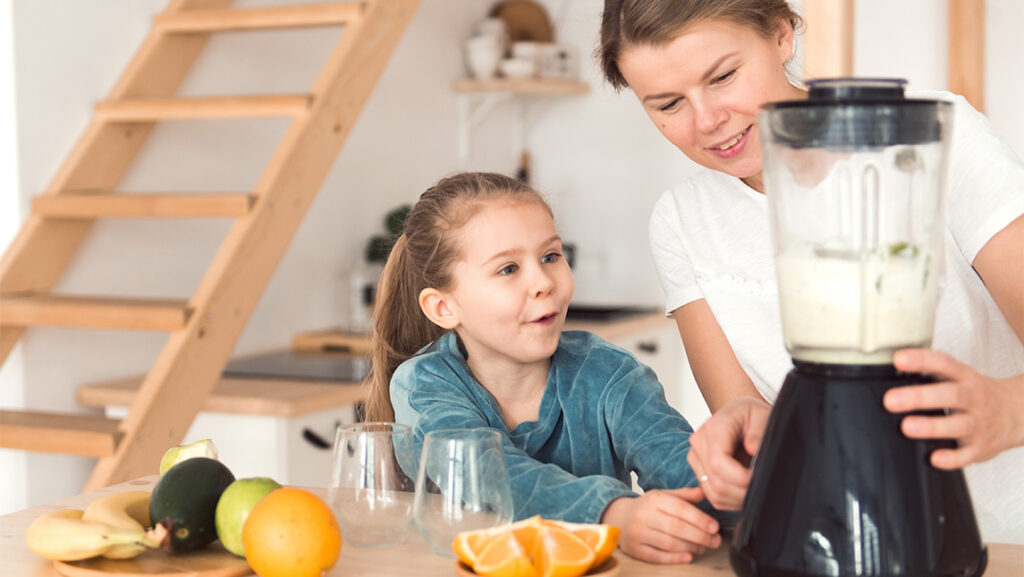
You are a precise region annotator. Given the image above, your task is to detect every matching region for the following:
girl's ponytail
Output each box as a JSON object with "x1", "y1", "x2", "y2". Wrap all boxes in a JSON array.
[{"x1": 365, "y1": 235, "x2": 443, "y2": 422}]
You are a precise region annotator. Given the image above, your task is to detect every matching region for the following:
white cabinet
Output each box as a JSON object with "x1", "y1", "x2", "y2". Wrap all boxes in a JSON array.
[{"x1": 104, "y1": 399, "x2": 357, "y2": 486}]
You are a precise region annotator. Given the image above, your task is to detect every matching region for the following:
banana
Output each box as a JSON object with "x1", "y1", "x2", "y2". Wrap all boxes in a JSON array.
[
  {"x1": 80, "y1": 491, "x2": 153, "y2": 559},
  {"x1": 25, "y1": 508, "x2": 154, "y2": 561}
]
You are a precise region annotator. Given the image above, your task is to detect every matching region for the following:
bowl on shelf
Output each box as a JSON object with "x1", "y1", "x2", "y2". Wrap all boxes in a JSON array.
[{"x1": 500, "y1": 57, "x2": 536, "y2": 79}]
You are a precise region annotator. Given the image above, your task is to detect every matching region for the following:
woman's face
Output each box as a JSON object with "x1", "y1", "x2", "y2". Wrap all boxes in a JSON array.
[{"x1": 618, "y1": 18, "x2": 804, "y2": 188}]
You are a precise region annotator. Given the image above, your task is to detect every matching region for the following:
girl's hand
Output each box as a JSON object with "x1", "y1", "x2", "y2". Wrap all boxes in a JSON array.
[
  {"x1": 687, "y1": 397, "x2": 770, "y2": 511},
  {"x1": 885, "y1": 349, "x2": 1024, "y2": 469},
  {"x1": 600, "y1": 488, "x2": 721, "y2": 564}
]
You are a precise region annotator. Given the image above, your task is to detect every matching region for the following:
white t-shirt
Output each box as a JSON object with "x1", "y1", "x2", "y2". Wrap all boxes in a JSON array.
[{"x1": 649, "y1": 91, "x2": 1024, "y2": 544}]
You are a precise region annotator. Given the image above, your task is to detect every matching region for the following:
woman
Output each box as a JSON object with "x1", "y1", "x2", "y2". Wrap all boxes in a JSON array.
[{"x1": 598, "y1": 0, "x2": 1024, "y2": 544}]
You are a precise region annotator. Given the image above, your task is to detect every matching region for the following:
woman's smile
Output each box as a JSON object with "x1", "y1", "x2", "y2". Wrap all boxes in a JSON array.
[{"x1": 708, "y1": 125, "x2": 752, "y2": 159}]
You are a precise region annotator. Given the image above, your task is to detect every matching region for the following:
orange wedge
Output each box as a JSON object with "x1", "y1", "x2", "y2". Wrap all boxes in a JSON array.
[
  {"x1": 473, "y1": 530, "x2": 539, "y2": 577},
  {"x1": 531, "y1": 525, "x2": 595, "y2": 577},
  {"x1": 543, "y1": 520, "x2": 620, "y2": 569},
  {"x1": 453, "y1": 516, "x2": 543, "y2": 568}
]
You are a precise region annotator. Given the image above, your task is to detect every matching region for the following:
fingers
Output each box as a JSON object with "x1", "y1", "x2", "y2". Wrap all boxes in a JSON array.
[
  {"x1": 900, "y1": 412, "x2": 974, "y2": 440},
  {"x1": 930, "y1": 446, "x2": 979, "y2": 470},
  {"x1": 893, "y1": 349, "x2": 972, "y2": 382},
  {"x1": 885, "y1": 382, "x2": 969, "y2": 413},
  {"x1": 626, "y1": 544, "x2": 695, "y2": 565}
]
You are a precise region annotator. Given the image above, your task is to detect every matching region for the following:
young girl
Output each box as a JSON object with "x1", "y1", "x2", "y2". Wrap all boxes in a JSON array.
[
  {"x1": 598, "y1": 0, "x2": 1024, "y2": 544},
  {"x1": 365, "y1": 172, "x2": 725, "y2": 564}
]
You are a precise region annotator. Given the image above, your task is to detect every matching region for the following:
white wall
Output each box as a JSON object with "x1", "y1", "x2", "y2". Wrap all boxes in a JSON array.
[{"x1": 1, "y1": 0, "x2": 1022, "y2": 514}]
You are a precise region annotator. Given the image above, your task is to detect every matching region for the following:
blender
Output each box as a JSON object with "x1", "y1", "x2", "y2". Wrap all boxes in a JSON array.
[{"x1": 730, "y1": 79, "x2": 987, "y2": 577}]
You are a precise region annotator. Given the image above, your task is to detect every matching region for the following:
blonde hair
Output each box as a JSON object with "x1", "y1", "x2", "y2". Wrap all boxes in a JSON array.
[
  {"x1": 598, "y1": 0, "x2": 804, "y2": 91},
  {"x1": 364, "y1": 172, "x2": 550, "y2": 422}
]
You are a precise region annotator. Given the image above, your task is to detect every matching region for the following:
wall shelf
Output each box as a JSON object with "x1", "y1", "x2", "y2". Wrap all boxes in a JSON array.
[{"x1": 452, "y1": 77, "x2": 589, "y2": 160}]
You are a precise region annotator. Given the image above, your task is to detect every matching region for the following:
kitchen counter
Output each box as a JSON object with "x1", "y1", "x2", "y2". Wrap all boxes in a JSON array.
[{"x1": 2, "y1": 476, "x2": 1021, "y2": 577}]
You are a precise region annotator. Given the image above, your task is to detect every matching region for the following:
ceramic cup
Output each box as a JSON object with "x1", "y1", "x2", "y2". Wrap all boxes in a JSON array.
[{"x1": 465, "y1": 35, "x2": 502, "y2": 80}]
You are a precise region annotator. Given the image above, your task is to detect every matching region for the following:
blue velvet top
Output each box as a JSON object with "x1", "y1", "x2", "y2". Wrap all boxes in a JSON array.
[{"x1": 391, "y1": 330, "x2": 705, "y2": 524}]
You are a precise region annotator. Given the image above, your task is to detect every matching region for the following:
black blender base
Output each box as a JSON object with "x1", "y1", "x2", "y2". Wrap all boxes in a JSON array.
[
  {"x1": 730, "y1": 362, "x2": 987, "y2": 577},
  {"x1": 730, "y1": 546, "x2": 987, "y2": 577}
]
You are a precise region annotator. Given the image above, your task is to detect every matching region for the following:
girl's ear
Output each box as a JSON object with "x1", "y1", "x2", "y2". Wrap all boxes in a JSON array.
[{"x1": 419, "y1": 288, "x2": 459, "y2": 330}]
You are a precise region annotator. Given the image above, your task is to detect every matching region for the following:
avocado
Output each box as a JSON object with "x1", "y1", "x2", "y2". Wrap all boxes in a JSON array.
[{"x1": 150, "y1": 457, "x2": 235, "y2": 552}]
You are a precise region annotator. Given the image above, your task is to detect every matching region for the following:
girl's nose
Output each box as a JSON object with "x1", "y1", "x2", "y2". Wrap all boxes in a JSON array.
[{"x1": 532, "y1": 268, "x2": 556, "y2": 298}]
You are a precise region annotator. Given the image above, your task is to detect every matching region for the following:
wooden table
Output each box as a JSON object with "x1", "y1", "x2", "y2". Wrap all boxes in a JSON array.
[{"x1": 2, "y1": 477, "x2": 1022, "y2": 577}]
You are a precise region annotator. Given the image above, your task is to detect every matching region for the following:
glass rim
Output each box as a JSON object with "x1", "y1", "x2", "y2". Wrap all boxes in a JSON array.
[
  {"x1": 335, "y1": 421, "x2": 412, "y2": 436},
  {"x1": 422, "y1": 427, "x2": 500, "y2": 442}
]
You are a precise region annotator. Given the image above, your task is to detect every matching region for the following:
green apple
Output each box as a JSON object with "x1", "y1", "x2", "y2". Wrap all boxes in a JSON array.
[
  {"x1": 215, "y1": 477, "x2": 282, "y2": 557},
  {"x1": 158, "y1": 438, "x2": 218, "y2": 476}
]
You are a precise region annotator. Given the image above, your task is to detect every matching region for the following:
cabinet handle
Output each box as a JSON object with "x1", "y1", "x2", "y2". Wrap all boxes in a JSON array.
[
  {"x1": 636, "y1": 341, "x2": 658, "y2": 354},
  {"x1": 302, "y1": 427, "x2": 334, "y2": 450}
]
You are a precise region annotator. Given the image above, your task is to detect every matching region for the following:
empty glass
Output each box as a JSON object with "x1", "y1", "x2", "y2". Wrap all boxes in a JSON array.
[
  {"x1": 413, "y1": 428, "x2": 514, "y2": 557},
  {"x1": 328, "y1": 422, "x2": 416, "y2": 547}
]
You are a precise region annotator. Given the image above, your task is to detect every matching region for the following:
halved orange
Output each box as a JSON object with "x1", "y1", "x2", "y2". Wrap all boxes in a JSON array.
[
  {"x1": 542, "y1": 520, "x2": 620, "y2": 569},
  {"x1": 453, "y1": 515, "x2": 543, "y2": 568},
  {"x1": 531, "y1": 525, "x2": 595, "y2": 577},
  {"x1": 473, "y1": 530, "x2": 539, "y2": 577}
]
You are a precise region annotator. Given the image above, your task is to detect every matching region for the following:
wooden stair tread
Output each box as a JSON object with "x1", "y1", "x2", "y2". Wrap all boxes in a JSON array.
[
  {"x1": 0, "y1": 295, "x2": 191, "y2": 330},
  {"x1": 95, "y1": 95, "x2": 311, "y2": 121},
  {"x1": 155, "y1": 2, "x2": 363, "y2": 33},
  {"x1": 0, "y1": 409, "x2": 122, "y2": 457},
  {"x1": 78, "y1": 373, "x2": 366, "y2": 418},
  {"x1": 33, "y1": 193, "x2": 254, "y2": 219}
]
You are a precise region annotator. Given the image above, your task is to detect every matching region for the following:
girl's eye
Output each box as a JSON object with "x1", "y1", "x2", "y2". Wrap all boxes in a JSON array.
[
  {"x1": 712, "y1": 69, "x2": 736, "y2": 84},
  {"x1": 657, "y1": 97, "x2": 682, "y2": 113},
  {"x1": 541, "y1": 252, "x2": 561, "y2": 264},
  {"x1": 498, "y1": 263, "x2": 518, "y2": 276}
]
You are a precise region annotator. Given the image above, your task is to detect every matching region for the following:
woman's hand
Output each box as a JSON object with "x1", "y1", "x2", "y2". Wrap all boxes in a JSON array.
[
  {"x1": 687, "y1": 397, "x2": 771, "y2": 510},
  {"x1": 885, "y1": 348, "x2": 1024, "y2": 469},
  {"x1": 600, "y1": 488, "x2": 721, "y2": 564}
]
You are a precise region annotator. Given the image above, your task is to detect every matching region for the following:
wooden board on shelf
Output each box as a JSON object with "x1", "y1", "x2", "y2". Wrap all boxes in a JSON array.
[{"x1": 452, "y1": 77, "x2": 588, "y2": 94}]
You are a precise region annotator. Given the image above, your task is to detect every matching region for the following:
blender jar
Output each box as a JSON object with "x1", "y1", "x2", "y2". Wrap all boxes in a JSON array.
[{"x1": 761, "y1": 79, "x2": 954, "y2": 364}]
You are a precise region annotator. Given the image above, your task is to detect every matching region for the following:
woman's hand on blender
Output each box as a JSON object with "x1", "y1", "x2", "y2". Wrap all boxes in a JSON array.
[
  {"x1": 687, "y1": 396, "x2": 771, "y2": 510},
  {"x1": 885, "y1": 348, "x2": 1024, "y2": 469}
]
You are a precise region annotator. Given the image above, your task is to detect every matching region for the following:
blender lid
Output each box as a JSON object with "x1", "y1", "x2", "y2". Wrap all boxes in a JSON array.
[{"x1": 762, "y1": 77, "x2": 951, "y2": 149}]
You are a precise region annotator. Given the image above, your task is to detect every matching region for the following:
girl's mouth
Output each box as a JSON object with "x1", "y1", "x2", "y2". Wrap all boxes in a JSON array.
[
  {"x1": 532, "y1": 313, "x2": 557, "y2": 325},
  {"x1": 708, "y1": 125, "x2": 752, "y2": 159}
]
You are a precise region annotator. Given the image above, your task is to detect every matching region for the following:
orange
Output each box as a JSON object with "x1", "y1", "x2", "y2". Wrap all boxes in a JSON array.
[
  {"x1": 241, "y1": 488, "x2": 341, "y2": 577},
  {"x1": 453, "y1": 516, "x2": 543, "y2": 567},
  {"x1": 531, "y1": 525, "x2": 595, "y2": 577},
  {"x1": 542, "y1": 520, "x2": 620, "y2": 568},
  {"x1": 473, "y1": 530, "x2": 538, "y2": 577}
]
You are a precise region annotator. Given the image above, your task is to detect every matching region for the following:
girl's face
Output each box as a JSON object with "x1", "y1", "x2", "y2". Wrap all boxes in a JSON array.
[
  {"x1": 436, "y1": 201, "x2": 573, "y2": 370},
  {"x1": 617, "y1": 18, "x2": 804, "y2": 189}
]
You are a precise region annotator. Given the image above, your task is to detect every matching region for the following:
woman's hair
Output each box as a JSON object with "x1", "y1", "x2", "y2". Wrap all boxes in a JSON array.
[
  {"x1": 364, "y1": 172, "x2": 550, "y2": 422},
  {"x1": 598, "y1": 0, "x2": 804, "y2": 91}
]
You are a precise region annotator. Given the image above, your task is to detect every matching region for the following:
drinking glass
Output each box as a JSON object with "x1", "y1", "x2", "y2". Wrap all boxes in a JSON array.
[
  {"x1": 328, "y1": 422, "x2": 416, "y2": 547},
  {"x1": 413, "y1": 428, "x2": 514, "y2": 557}
]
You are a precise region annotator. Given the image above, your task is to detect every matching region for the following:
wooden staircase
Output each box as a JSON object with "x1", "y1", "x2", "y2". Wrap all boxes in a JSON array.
[{"x1": 0, "y1": 0, "x2": 420, "y2": 491}]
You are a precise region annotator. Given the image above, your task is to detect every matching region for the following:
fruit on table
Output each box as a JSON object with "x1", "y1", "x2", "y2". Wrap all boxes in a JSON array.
[
  {"x1": 25, "y1": 509, "x2": 157, "y2": 561},
  {"x1": 150, "y1": 457, "x2": 235, "y2": 552},
  {"x1": 215, "y1": 477, "x2": 282, "y2": 557},
  {"x1": 455, "y1": 517, "x2": 617, "y2": 577},
  {"x1": 242, "y1": 487, "x2": 341, "y2": 577},
  {"x1": 159, "y1": 438, "x2": 219, "y2": 476},
  {"x1": 80, "y1": 491, "x2": 153, "y2": 559}
]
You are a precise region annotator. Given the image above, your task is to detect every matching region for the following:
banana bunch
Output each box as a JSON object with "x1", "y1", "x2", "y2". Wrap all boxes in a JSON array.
[{"x1": 26, "y1": 491, "x2": 159, "y2": 561}]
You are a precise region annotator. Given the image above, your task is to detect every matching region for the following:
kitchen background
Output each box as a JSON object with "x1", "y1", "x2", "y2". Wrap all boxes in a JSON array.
[{"x1": 1, "y1": 0, "x2": 1022, "y2": 515}]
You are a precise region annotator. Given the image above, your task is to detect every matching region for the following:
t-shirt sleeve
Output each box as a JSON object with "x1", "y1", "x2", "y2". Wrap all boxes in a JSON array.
[
  {"x1": 945, "y1": 93, "x2": 1024, "y2": 262},
  {"x1": 391, "y1": 357, "x2": 634, "y2": 524},
  {"x1": 649, "y1": 188, "x2": 705, "y2": 316}
]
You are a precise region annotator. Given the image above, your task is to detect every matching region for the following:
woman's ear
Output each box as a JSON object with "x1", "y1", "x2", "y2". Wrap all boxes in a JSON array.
[
  {"x1": 776, "y1": 19, "x2": 795, "y2": 63},
  {"x1": 419, "y1": 288, "x2": 459, "y2": 330}
]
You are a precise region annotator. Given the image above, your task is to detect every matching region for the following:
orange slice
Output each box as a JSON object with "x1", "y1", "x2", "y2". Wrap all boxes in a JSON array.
[
  {"x1": 531, "y1": 525, "x2": 595, "y2": 577},
  {"x1": 453, "y1": 516, "x2": 543, "y2": 568},
  {"x1": 474, "y1": 530, "x2": 539, "y2": 577},
  {"x1": 543, "y1": 520, "x2": 620, "y2": 569}
]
